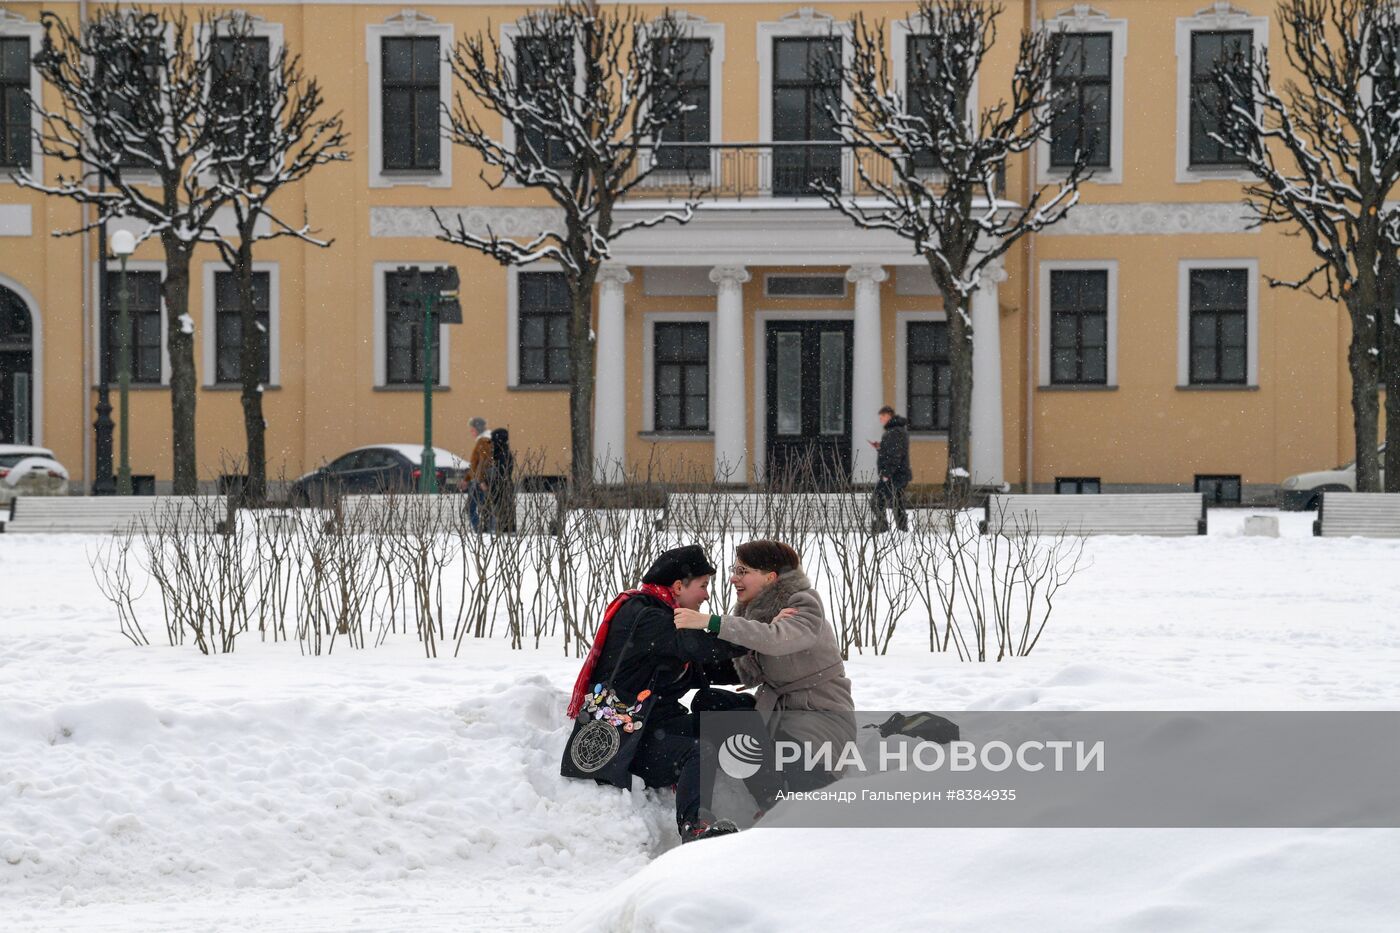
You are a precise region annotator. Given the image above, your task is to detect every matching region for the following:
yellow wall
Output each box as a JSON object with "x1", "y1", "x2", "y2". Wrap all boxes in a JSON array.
[{"x1": 0, "y1": 0, "x2": 1378, "y2": 491}]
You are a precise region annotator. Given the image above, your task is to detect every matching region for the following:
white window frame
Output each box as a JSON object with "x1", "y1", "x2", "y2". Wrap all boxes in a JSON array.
[
  {"x1": 1038, "y1": 259, "x2": 1119, "y2": 388},
  {"x1": 499, "y1": 19, "x2": 588, "y2": 190},
  {"x1": 1175, "y1": 3, "x2": 1268, "y2": 184},
  {"x1": 200, "y1": 261, "x2": 281, "y2": 388},
  {"x1": 1177, "y1": 258, "x2": 1259, "y2": 388},
  {"x1": 506, "y1": 262, "x2": 567, "y2": 389},
  {"x1": 373, "y1": 261, "x2": 453, "y2": 389},
  {"x1": 366, "y1": 11, "x2": 453, "y2": 189},
  {"x1": 895, "y1": 310, "x2": 950, "y2": 438},
  {"x1": 1036, "y1": 6, "x2": 1127, "y2": 186},
  {"x1": 640, "y1": 12, "x2": 725, "y2": 181},
  {"x1": 757, "y1": 9, "x2": 854, "y2": 196},
  {"x1": 0, "y1": 11, "x2": 44, "y2": 182},
  {"x1": 642, "y1": 312, "x2": 716, "y2": 435},
  {"x1": 91, "y1": 260, "x2": 171, "y2": 386}
]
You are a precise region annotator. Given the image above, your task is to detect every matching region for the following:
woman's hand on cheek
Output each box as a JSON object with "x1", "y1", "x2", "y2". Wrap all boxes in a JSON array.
[{"x1": 673, "y1": 608, "x2": 710, "y2": 630}]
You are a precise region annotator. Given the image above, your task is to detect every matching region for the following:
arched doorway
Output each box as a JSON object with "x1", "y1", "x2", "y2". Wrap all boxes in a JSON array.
[{"x1": 0, "y1": 285, "x2": 33, "y2": 445}]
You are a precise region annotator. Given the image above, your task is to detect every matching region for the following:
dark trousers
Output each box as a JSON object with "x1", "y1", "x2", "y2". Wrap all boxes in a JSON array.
[
  {"x1": 692, "y1": 688, "x2": 836, "y2": 808},
  {"x1": 627, "y1": 713, "x2": 708, "y2": 828},
  {"x1": 467, "y1": 482, "x2": 490, "y2": 532},
  {"x1": 870, "y1": 478, "x2": 909, "y2": 532}
]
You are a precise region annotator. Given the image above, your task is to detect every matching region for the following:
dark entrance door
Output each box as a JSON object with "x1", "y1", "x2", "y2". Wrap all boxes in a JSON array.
[
  {"x1": 0, "y1": 287, "x2": 33, "y2": 445},
  {"x1": 765, "y1": 320, "x2": 853, "y2": 486}
]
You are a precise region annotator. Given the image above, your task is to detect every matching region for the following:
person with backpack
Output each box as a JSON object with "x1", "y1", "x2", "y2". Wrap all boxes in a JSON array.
[{"x1": 561, "y1": 545, "x2": 747, "y2": 843}]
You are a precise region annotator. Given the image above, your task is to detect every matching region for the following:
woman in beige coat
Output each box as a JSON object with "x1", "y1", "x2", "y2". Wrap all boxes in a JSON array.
[{"x1": 674, "y1": 540, "x2": 855, "y2": 799}]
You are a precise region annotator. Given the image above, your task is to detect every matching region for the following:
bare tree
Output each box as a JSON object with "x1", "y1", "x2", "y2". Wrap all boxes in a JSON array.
[
  {"x1": 1210, "y1": 0, "x2": 1400, "y2": 491},
  {"x1": 819, "y1": 0, "x2": 1089, "y2": 495},
  {"x1": 17, "y1": 7, "x2": 235, "y2": 494},
  {"x1": 206, "y1": 14, "x2": 350, "y2": 504},
  {"x1": 438, "y1": 1, "x2": 704, "y2": 488}
]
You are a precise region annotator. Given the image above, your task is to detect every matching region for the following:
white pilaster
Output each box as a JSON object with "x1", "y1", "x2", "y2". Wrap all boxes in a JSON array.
[
  {"x1": 847, "y1": 264, "x2": 888, "y2": 482},
  {"x1": 709, "y1": 265, "x2": 751, "y2": 483},
  {"x1": 593, "y1": 264, "x2": 632, "y2": 483},
  {"x1": 970, "y1": 260, "x2": 1007, "y2": 487}
]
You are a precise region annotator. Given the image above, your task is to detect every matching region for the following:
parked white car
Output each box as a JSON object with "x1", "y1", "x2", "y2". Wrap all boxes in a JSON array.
[
  {"x1": 1279, "y1": 444, "x2": 1387, "y2": 510},
  {"x1": 0, "y1": 445, "x2": 70, "y2": 505}
]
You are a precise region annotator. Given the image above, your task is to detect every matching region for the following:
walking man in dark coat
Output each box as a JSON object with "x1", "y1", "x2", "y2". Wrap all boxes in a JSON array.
[
  {"x1": 871, "y1": 405, "x2": 912, "y2": 532},
  {"x1": 562, "y1": 545, "x2": 746, "y2": 842}
]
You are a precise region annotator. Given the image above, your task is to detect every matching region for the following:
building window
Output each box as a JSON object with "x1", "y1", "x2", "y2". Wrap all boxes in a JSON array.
[
  {"x1": 1189, "y1": 31, "x2": 1251, "y2": 167},
  {"x1": 1051, "y1": 33, "x2": 1111, "y2": 168},
  {"x1": 1056, "y1": 477, "x2": 1101, "y2": 494},
  {"x1": 905, "y1": 34, "x2": 941, "y2": 170},
  {"x1": 384, "y1": 268, "x2": 448, "y2": 384},
  {"x1": 381, "y1": 37, "x2": 441, "y2": 172},
  {"x1": 213, "y1": 270, "x2": 270, "y2": 384},
  {"x1": 211, "y1": 35, "x2": 271, "y2": 166},
  {"x1": 1195, "y1": 474, "x2": 1241, "y2": 505},
  {"x1": 772, "y1": 36, "x2": 841, "y2": 196},
  {"x1": 516, "y1": 36, "x2": 574, "y2": 171},
  {"x1": 907, "y1": 320, "x2": 950, "y2": 432},
  {"x1": 1049, "y1": 269, "x2": 1108, "y2": 385},
  {"x1": 102, "y1": 271, "x2": 163, "y2": 384},
  {"x1": 1, "y1": 37, "x2": 30, "y2": 169},
  {"x1": 518, "y1": 271, "x2": 571, "y2": 385},
  {"x1": 1188, "y1": 268, "x2": 1248, "y2": 385},
  {"x1": 654, "y1": 322, "x2": 709, "y2": 432},
  {"x1": 654, "y1": 38, "x2": 710, "y2": 172}
]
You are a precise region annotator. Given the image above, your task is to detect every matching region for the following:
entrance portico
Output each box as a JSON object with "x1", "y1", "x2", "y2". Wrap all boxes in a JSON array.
[{"x1": 592, "y1": 203, "x2": 1008, "y2": 486}]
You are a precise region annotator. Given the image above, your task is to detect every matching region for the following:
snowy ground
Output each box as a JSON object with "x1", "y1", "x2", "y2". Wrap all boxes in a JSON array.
[{"x1": 2, "y1": 510, "x2": 1399, "y2": 931}]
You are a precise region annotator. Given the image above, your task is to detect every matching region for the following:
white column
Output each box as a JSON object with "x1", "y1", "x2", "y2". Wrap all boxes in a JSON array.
[
  {"x1": 970, "y1": 260, "x2": 1007, "y2": 488},
  {"x1": 709, "y1": 265, "x2": 751, "y2": 483},
  {"x1": 846, "y1": 264, "x2": 888, "y2": 482},
  {"x1": 593, "y1": 264, "x2": 632, "y2": 483}
]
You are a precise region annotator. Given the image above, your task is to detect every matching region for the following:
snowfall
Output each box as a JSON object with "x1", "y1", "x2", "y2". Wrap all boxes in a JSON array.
[{"x1": 2, "y1": 509, "x2": 1399, "y2": 932}]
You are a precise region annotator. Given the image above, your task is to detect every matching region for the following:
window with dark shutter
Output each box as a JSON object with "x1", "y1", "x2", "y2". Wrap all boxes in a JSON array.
[
  {"x1": 213, "y1": 270, "x2": 271, "y2": 384},
  {"x1": 1188, "y1": 268, "x2": 1249, "y2": 385},
  {"x1": 654, "y1": 322, "x2": 709, "y2": 431},
  {"x1": 1051, "y1": 33, "x2": 1112, "y2": 168},
  {"x1": 654, "y1": 38, "x2": 711, "y2": 173},
  {"x1": 518, "y1": 271, "x2": 571, "y2": 385},
  {"x1": 0, "y1": 37, "x2": 30, "y2": 169},
  {"x1": 102, "y1": 271, "x2": 163, "y2": 384},
  {"x1": 1190, "y1": 31, "x2": 1251, "y2": 167},
  {"x1": 1049, "y1": 269, "x2": 1109, "y2": 385},
  {"x1": 907, "y1": 321, "x2": 950, "y2": 432},
  {"x1": 516, "y1": 36, "x2": 574, "y2": 171},
  {"x1": 385, "y1": 268, "x2": 447, "y2": 384},
  {"x1": 381, "y1": 36, "x2": 441, "y2": 172}
]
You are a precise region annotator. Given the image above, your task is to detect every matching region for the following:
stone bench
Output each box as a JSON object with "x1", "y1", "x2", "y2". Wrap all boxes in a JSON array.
[
  {"x1": 661, "y1": 492, "x2": 871, "y2": 534},
  {"x1": 980, "y1": 494, "x2": 1207, "y2": 536},
  {"x1": 1313, "y1": 492, "x2": 1400, "y2": 538},
  {"x1": 1, "y1": 495, "x2": 229, "y2": 534}
]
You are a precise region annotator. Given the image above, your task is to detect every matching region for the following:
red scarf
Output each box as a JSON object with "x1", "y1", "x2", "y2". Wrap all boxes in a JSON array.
[{"x1": 566, "y1": 583, "x2": 678, "y2": 719}]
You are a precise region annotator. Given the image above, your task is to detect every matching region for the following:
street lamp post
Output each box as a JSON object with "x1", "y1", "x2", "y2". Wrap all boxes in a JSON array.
[
  {"x1": 109, "y1": 230, "x2": 136, "y2": 496},
  {"x1": 396, "y1": 266, "x2": 462, "y2": 495}
]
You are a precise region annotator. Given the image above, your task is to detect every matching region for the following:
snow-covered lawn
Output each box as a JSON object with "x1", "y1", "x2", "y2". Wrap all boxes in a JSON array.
[{"x1": 2, "y1": 510, "x2": 1398, "y2": 931}]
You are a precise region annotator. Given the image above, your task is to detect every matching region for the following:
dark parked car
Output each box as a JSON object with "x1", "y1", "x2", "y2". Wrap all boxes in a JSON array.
[{"x1": 289, "y1": 444, "x2": 470, "y2": 506}]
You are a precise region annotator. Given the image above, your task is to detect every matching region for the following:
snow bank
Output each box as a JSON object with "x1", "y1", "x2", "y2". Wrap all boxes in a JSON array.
[{"x1": 2, "y1": 511, "x2": 1399, "y2": 930}]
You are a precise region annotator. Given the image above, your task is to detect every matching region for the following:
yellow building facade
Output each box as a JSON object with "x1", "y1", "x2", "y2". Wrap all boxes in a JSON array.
[{"x1": 0, "y1": 0, "x2": 1381, "y2": 498}]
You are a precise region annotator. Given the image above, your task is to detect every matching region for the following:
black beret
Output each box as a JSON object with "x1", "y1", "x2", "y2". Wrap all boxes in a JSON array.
[{"x1": 641, "y1": 545, "x2": 717, "y2": 586}]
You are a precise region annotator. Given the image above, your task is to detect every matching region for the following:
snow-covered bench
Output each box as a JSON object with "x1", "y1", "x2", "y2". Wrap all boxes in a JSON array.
[
  {"x1": 661, "y1": 492, "x2": 870, "y2": 534},
  {"x1": 1, "y1": 495, "x2": 229, "y2": 534},
  {"x1": 339, "y1": 492, "x2": 559, "y2": 534},
  {"x1": 1312, "y1": 492, "x2": 1400, "y2": 538},
  {"x1": 980, "y1": 494, "x2": 1207, "y2": 536}
]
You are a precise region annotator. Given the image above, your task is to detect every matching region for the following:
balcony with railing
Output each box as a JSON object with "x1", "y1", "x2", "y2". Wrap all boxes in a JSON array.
[{"x1": 621, "y1": 141, "x2": 1008, "y2": 204}]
